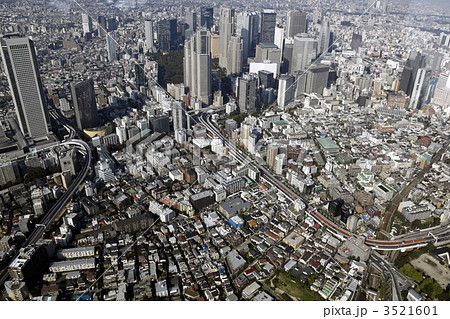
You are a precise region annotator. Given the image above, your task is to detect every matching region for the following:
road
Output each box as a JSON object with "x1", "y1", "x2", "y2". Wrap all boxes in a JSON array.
[
  {"x1": 198, "y1": 112, "x2": 450, "y2": 251},
  {"x1": 0, "y1": 138, "x2": 92, "y2": 287}
]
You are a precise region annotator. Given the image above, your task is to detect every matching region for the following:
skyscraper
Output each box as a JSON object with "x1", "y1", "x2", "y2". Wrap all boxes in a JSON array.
[
  {"x1": 305, "y1": 64, "x2": 329, "y2": 94},
  {"x1": 145, "y1": 20, "x2": 154, "y2": 52},
  {"x1": 71, "y1": 79, "x2": 99, "y2": 130},
  {"x1": 260, "y1": 10, "x2": 276, "y2": 43},
  {"x1": 238, "y1": 74, "x2": 258, "y2": 114},
  {"x1": 183, "y1": 29, "x2": 212, "y2": 105},
  {"x1": 172, "y1": 101, "x2": 187, "y2": 131},
  {"x1": 250, "y1": 12, "x2": 260, "y2": 55},
  {"x1": 219, "y1": 7, "x2": 235, "y2": 69},
  {"x1": 97, "y1": 16, "x2": 107, "y2": 37},
  {"x1": 135, "y1": 63, "x2": 146, "y2": 89},
  {"x1": 286, "y1": 10, "x2": 307, "y2": 38},
  {"x1": 399, "y1": 52, "x2": 426, "y2": 96},
  {"x1": 82, "y1": 13, "x2": 92, "y2": 35},
  {"x1": 200, "y1": 7, "x2": 214, "y2": 29},
  {"x1": 158, "y1": 18, "x2": 177, "y2": 52},
  {"x1": 227, "y1": 35, "x2": 244, "y2": 74},
  {"x1": 278, "y1": 75, "x2": 295, "y2": 107},
  {"x1": 236, "y1": 12, "x2": 251, "y2": 61},
  {"x1": 186, "y1": 12, "x2": 197, "y2": 32},
  {"x1": 318, "y1": 18, "x2": 332, "y2": 55},
  {"x1": 292, "y1": 34, "x2": 317, "y2": 73},
  {"x1": 0, "y1": 36, "x2": 50, "y2": 141},
  {"x1": 106, "y1": 33, "x2": 116, "y2": 62},
  {"x1": 409, "y1": 68, "x2": 426, "y2": 109}
]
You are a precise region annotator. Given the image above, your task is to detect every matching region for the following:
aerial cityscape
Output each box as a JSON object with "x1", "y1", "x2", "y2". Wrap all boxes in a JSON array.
[{"x1": 0, "y1": 0, "x2": 449, "y2": 302}]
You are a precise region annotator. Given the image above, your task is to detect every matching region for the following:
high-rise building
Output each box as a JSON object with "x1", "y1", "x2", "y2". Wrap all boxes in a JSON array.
[
  {"x1": 107, "y1": 18, "x2": 117, "y2": 32},
  {"x1": 158, "y1": 18, "x2": 177, "y2": 51},
  {"x1": 286, "y1": 10, "x2": 307, "y2": 38},
  {"x1": 82, "y1": 13, "x2": 92, "y2": 35},
  {"x1": 0, "y1": 36, "x2": 50, "y2": 141},
  {"x1": 135, "y1": 63, "x2": 146, "y2": 89},
  {"x1": 200, "y1": 7, "x2": 214, "y2": 29},
  {"x1": 260, "y1": 10, "x2": 276, "y2": 43},
  {"x1": 278, "y1": 75, "x2": 295, "y2": 107},
  {"x1": 238, "y1": 74, "x2": 258, "y2": 114},
  {"x1": 183, "y1": 29, "x2": 212, "y2": 105},
  {"x1": 305, "y1": 64, "x2": 329, "y2": 94},
  {"x1": 350, "y1": 33, "x2": 362, "y2": 52},
  {"x1": 219, "y1": 7, "x2": 235, "y2": 69},
  {"x1": 227, "y1": 35, "x2": 244, "y2": 74},
  {"x1": 172, "y1": 101, "x2": 187, "y2": 131},
  {"x1": 236, "y1": 12, "x2": 252, "y2": 61},
  {"x1": 399, "y1": 52, "x2": 426, "y2": 96},
  {"x1": 318, "y1": 18, "x2": 332, "y2": 55},
  {"x1": 292, "y1": 34, "x2": 317, "y2": 73},
  {"x1": 250, "y1": 12, "x2": 260, "y2": 54},
  {"x1": 409, "y1": 68, "x2": 426, "y2": 109},
  {"x1": 97, "y1": 16, "x2": 107, "y2": 37},
  {"x1": 266, "y1": 143, "x2": 278, "y2": 167},
  {"x1": 274, "y1": 25, "x2": 284, "y2": 55},
  {"x1": 186, "y1": 12, "x2": 197, "y2": 32},
  {"x1": 71, "y1": 79, "x2": 99, "y2": 130},
  {"x1": 106, "y1": 33, "x2": 117, "y2": 62},
  {"x1": 145, "y1": 19, "x2": 154, "y2": 52},
  {"x1": 255, "y1": 42, "x2": 281, "y2": 64}
]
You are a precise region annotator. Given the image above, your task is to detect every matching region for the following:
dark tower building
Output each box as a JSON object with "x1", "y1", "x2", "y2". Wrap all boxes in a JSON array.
[
  {"x1": 135, "y1": 64, "x2": 146, "y2": 89},
  {"x1": 71, "y1": 79, "x2": 99, "y2": 130},
  {"x1": 97, "y1": 16, "x2": 107, "y2": 37},
  {"x1": 399, "y1": 52, "x2": 426, "y2": 96},
  {"x1": 260, "y1": 10, "x2": 276, "y2": 43},
  {"x1": 200, "y1": 7, "x2": 214, "y2": 29},
  {"x1": 158, "y1": 18, "x2": 177, "y2": 51}
]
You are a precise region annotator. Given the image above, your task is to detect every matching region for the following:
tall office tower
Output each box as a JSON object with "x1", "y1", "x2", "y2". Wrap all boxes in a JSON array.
[
  {"x1": 255, "y1": 42, "x2": 282, "y2": 64},
  {"x1": 278, "y1": 75, "x2": 295, "y2": 107},
  {"x1": 318, "y1": 18, "x2": 332, "y2": 55},
  {"x1": 219, "y1": 7, "x2": 235, "y2": 69},
  {"x1": 172, "y1": 101, "x2": 186, "y2": 131},
  {"x1": 286, "y1": 10, "x2": 308, "y2": 38},
  {"x1": 306, "y1": 64, "x2": 329, "y2": 94},
  {"x1": 274, "y1": 26, "x2": 284, "y2": 54},
  {"x1": 0, "y1": 36, "x2": 50, "y2": 141},
  {"x1": 158, "y1": 18, "x2": 177, "y2": 52},
  {"x1": 82, "y1": 13, "x2": 92, "y2": 35},
  {"x1": 260, "y1": 10, "x2": 276, "y2": 43},
  {"x1": 409, "y1": 68, "x2": 426, "y2": 109},
  {"x1": 350, "y1": 33, "x2": 362, "y2": 52},
  {"x1": 250, "y1": 12, "x2": 260, "y2": 54},
  {"x1": 71, "y1": 79, "x2": 99, "y2": 130},
  {"x1": 106, "y1": 33, "x2": 117, "y2": 62},
  {"x1": 258, "y1": 70, "x2": 274, "y2": 88},
  {"x1": 292, "y1": 34, "x2": 317, "y2": 73},
  {"x1": 135, "y1": 63, "x2": 146, "y2": 89},
  {"x1": 238, "y1": 74, "x2": 258, "y2": 114},
  {"x1": 266, "y1": 143, "x2": 279, "y2": 167},
  {"x1": 293, "y1": 71, "x2": 307, "y2": 99},
  {"x1": 145, "y1": 20, "x2": 154, "y2": 52},
  {"x1": 399, "y1": 52, "x2": 426, "y2": 96},
  {"x1": 107, "y1": 18, "x2": 117, "y2": 32},
  {"x1": 200, "y1": 7, "x2": 214, "y2": 29},
  {"x1": 186, "y1": 12, "x2": 197, "y2": 31},
  {"x1": 97, "y1": 16, "x2": 107, "y2": 37},
  {"x1": 236, "y1": 12, "x2": 252, "y2": 61},
  {"x1": 183, "y1": 29, "x2": 212, "y2": 105},
  {"x1": 283, "y1": 40, "x2": 294, "y2": 74},
  {"x1": 227, "y1": 36, "x2": 244, "y2": 74}
]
